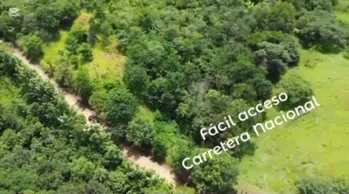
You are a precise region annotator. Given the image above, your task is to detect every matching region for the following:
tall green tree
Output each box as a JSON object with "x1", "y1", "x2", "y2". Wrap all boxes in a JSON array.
[
  {"x1": 127, "y1": 116, "x2": 156, "y2": 149},
  {"x1": 105, "y1": 86, "x2": 138, "y2": 127},
  {"x1": 73, "y1": 67, "x2": 93, "y2": 103},
  {"x1": 19, "y1": 34, "x2": 43, "y2": 61},
  {"x1": 191, "y1": 152, "x2": 239, "y2": 193}
]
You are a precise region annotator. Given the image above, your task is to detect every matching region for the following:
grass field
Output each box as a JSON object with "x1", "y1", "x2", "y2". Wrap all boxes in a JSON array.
[
  {"x1": 237, "y1": 3, "x2": 349, "y2": 191},
  {"x1": 237, "y1": 48, "x2": 349, "y2": 193},
  {"x1": 40, "y1": 11, "x2": 125, "y2": 81}
]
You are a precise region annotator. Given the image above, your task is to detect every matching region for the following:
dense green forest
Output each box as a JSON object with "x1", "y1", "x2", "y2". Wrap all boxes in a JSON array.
[
  {"x1": 1, "y1": 0, "x2": 349, "y2": 193},
  {"x1": 0, "y1": 51, "x2": 174, "y2": 194}
]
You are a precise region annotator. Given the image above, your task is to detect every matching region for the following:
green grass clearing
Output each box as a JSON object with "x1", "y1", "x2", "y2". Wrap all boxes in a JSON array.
[
  {"x1": 85, "y1": 42, "x2": 126, "y2": 80},
  {"x1": 41, "y1": 30, "x2": 69, "y2": 69},
  {"x1": 237, "y1": 48, "x2": 349, "y2": 193}
]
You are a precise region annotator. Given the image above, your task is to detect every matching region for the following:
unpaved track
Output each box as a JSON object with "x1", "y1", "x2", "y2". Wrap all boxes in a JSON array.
[{"x1": 12, "y1": 49, "x2": 177, "y2": 185}]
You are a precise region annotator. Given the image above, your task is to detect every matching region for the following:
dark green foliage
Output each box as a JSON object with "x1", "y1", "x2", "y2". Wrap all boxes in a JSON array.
[
  {"x1": 0, "y1": 51, "x2": 173, "y2": 194},
  {"x1": 126, "y1": 116, "x2": 156, "y2": 149},
  {"x1": 22, "y1": 0, "x2": 78, "y2": 40},
  {"x1": 55, "y1": 0, "x2": 79, "y2": 26},
  {"x1": 65, "y1": 27, "x2": 89, "y2": 55},
  {"x1": 280, "y1": 75, "x2": 313, "y2": 109},
  {"x1": 65, "y1": 34, "x2": 79, "y2": 54},
  {"x1": 105, "y1": 86, "x2": 138, "y2": 127},
  {"x1": 251, "y1": 77, "x2": 273, "y2": 101},
  {"x1": 89, "y1": 89, "x2": 108, "y2": 113},
  {"x1": 285, "y1": 0, "x2": 338, "y2": 11},
  {"x1": 73, "y1": 67, "x2": 93, "y2": 103},
  {"x1": 254, "y1": 42, "x2": 289, "y2": 80},
  {"x1": 151, "y1": 137, "x2": 167, "y2": 162},
  {"x1": 34, "y1": 6, "x2": 61, "y2": 33},
  {"x1": 296, "y1": 176, "x2": 349, "y2": 194},
  {"x1": 18, "y1": 34, "x2": 43, "y2": 61},
  {"x1": 124, "y1": 65, "x2": 150, "y2": 96},
  {"x1": 78, "y1": 43, "x2": 93, "y2": 62},
  {"x1": 296, "y1": 10, "x2": 348, "y2": 52},
  {"x1": 248, "y1": 31, "x2": 300, "y2": 81},
  {"x1": 54, "y1": 59, "x2": 74, "y2": 87},
  {"x1": 1, "y1": 0, "x2": 348, "y2": 192},
  {"x1": 171, "y1": 142, "x2": 194, "y2": 173},
  {"x1": 253, "y1": 1, "x2": 297, "y2": 33},
  {"x1": 0, "y1": 51, "x2": 18, "y2": 75},
  {"x1": 0, "y1": 0, "x2": 77, "y2": 41},
  {"x1": 190, "y1": 152, "x2": 239, "y2": 194},
  {"x1": 0, "y1": 11, "x2": 22, "y2": 41},
  {"x1": 177, "y1": 89, "x2": 231, "y2": 142}
]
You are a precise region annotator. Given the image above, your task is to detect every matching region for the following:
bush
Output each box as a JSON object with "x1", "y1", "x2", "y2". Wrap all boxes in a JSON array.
[
  {"x1": 249, "y1": 31, "x2": 300, "y2": 81},
  {"x1": 151, "y1": 138, "x2": 167, "y2": 162},
  {"x1": 297, "y1": 176, "x2": 349, "y2": 194},
  {"x1": 296, "y1": 10, "x2": 348, "y2": 52},
  {"x1": 126, "y1": 116, "x2": 155, "y2": 149},
  {"x1": 105, "y1": 86, "x2": 138, "y2": 127},
  {"x1": 286, "y1": 0, "x2": 338, "y2": 11},
  {"x1": 191, "y1": 152, "x2": 239, "y2": 194},
  {"x1": 78, "y1": 43, "x2": 93, "y2": 63},
  {"x1": 73, "y1": 67, "x2": 93, "y2": 103},
  {"x1": 18, "y1": 34, "x2": 43, "y2": 61},
  {"x1": 279, "y1": 75, "x2": 313, "y2": 109}
]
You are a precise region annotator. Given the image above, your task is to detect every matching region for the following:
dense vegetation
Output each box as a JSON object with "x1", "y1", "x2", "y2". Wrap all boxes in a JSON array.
[
  {"x1": 297, "y1": 176, "x2": 349, "y2": 194},
  {"x1": 1, "y1": 0, "x2": 349, "y2": 193},
  {"x1": 0, "y1": 51, "x2": 174, "y2": 194}
]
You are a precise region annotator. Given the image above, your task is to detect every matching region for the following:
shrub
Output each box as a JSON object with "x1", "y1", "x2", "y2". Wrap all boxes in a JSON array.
[
  {"x1": 297, "y1": 176, "x2": 349, "y2": 194},
  {"x1": 279, "y1": 75, "x2": 313, "y2": 109}
]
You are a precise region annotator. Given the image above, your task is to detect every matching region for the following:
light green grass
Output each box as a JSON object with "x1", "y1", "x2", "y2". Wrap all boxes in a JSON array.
[
  {"x1": 41, "y1": 30, "x2": 69, "y2": 69},
  {"x1": 40, "y1": 11, "x2": 125, "y2": 81},
  {"x1": 238, "y1": 48, "x2": 349, "y2": 193},
  {"x1": 41, "y1": 11, "x2": 92, "y2": 69},
  {"x1": 336, "y1": 0, "x2": 349, "y2": 23},
  {"x1": 85, "y1": 45, "x2": 125, "y2": 80},
  {"x1": 0, "y1": 77, "x2": 20, "y2": 107},
  {"x1": 138, "y1": 105, "x2": 155, "y2": 121},
  {"x1": 238, "y1": 3, "x2": 349, "y2": 193}
]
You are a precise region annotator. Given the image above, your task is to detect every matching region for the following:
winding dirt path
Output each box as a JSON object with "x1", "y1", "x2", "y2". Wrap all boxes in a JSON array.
[{"x1": 12, "y1": 48, "x2": 177, "y2": 185}]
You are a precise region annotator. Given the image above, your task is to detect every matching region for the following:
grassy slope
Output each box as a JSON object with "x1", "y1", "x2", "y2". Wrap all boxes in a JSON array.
[{"x1": 238, "y1": 2, "x2": 349, "y2": 193}]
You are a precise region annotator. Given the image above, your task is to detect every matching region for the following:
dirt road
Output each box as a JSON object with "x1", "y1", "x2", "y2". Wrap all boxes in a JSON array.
[{"x1": 12, "y1": 49, "x2": 177, "y2": 185}]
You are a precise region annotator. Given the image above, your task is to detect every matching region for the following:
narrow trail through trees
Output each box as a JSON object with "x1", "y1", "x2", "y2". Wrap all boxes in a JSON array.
[{"x1": 12, "y1": 48, "x2": 177, "y2": 185}]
